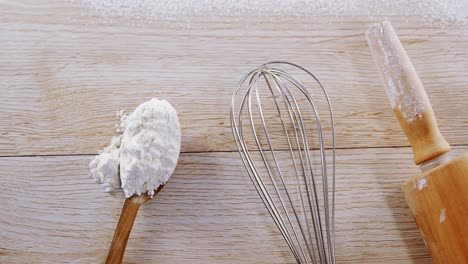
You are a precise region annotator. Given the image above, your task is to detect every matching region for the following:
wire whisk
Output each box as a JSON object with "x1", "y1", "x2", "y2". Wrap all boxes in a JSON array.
[{"x1": 231, "y1": 62, "x2": 336, "y2": 264}]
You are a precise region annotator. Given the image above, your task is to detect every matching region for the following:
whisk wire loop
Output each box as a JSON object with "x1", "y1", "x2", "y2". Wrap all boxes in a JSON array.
[{"x1": 231, "y1": 62, "x2": 336, "y2": 264}]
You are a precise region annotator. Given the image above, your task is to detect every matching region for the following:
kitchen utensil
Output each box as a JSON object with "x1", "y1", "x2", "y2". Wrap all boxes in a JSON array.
[
  {"x1": 367, "y1": 21, "x2": 468, "y2": 263},
  {"x1": 231, "y1": 61, "x2": 336, "y2": 264},
  {"x1": 106, "y1": 185, "x2": 164, "y2": 264}
]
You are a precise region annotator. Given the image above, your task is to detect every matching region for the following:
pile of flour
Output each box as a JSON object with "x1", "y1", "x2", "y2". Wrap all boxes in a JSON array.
[{"x1": 89, "y1": 98, "x2": 181, "y2": 198}]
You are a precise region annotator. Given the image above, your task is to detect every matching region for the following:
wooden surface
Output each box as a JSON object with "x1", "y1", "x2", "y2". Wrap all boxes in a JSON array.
[{"x1": 1, "y1": 1, "x2": 468, "y2": 263}]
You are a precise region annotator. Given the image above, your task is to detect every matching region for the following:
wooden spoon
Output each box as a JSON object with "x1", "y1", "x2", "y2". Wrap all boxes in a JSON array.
[{"x1": 105, "y1": 184, "x2": 165, "y2": 264}]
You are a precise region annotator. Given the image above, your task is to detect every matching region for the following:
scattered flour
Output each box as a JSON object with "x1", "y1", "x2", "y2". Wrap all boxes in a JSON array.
[
  {"x1": 417, "y1": 178, "x2": 428, "y2": 190},
  {"x1": 366, "y1": 21, "x2": 426, "y2": 122},
  {"x1": 76, "y1": 0, "x2": 468, "y2": 29},
  {"x1": 90, "y1": 98, "x2": 181, "y2": 198},
  {"x1": 440, "y1": 208, "x2": 446, "y2": 223}
]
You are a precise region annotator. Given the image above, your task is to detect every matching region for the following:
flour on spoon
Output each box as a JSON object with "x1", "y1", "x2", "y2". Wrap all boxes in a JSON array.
[{"x1": 90, "y1": 98, "x2": 181, "y2": 198}]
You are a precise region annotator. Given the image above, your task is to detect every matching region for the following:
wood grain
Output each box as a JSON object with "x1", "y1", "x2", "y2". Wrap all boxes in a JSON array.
[
  {"x1": 3, "y1": 147, "x2": 467, "y2": 263},
  {"x1": 1, "y1": 1, "x2": 467, "y2": 155},
  {"x1": 1, "y1": 1, "x2": 468, "y2": 263}
]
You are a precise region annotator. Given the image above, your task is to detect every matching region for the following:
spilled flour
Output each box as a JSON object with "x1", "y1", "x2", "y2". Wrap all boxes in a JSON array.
[
  {"x1": 90, "y1": 98, "x2": 181, "y2": 198},
  {"x1": 76, "y1": 0, "x2": 468, "y2": 29},
  {"x1": 417, "y1": 178, "x2": 428, "y2": 190},
  {"x1": 440, "y1": 208, "x2": 446, "y2": 223}
]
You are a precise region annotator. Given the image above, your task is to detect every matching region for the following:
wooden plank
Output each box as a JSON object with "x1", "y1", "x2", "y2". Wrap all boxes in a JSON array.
[
  {"x1": 4, "y1": 147, "x2": 467, "y2": 263},
  {"x1": 1, "y1": 1, "x2": 467, "y2": 155}
]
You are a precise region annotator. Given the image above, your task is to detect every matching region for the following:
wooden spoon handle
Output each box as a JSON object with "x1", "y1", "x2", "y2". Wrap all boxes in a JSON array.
[{"x1": 106, "y1": 195, "x2": 151, "y2": 264}]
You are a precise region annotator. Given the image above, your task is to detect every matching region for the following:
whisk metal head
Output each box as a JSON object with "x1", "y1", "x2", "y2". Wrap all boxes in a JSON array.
[{"x1": 231, "y1": 61, "x2": 336, "y2": 264}]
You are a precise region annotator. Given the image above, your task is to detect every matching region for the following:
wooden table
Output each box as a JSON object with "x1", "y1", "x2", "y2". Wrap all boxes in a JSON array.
[{"x1": 1, "y1": 1, "x2": 467, "y2": 263}]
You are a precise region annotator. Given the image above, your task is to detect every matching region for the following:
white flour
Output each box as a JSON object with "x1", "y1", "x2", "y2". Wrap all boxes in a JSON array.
[
  {"x1": 77, "y1": 0, "x2": 468, "y2": 29},
  {"x1": 367, "y1": 21, "x2": 426, "y2": 122},
  {"x1": 89, "y1": 135, "x2": 122, "y2": 192},
  {"x1": 90, "y1": 98, "x2": 181, "y2": 198},
  {"x1": 417, "y1": 178, "x2": 428, "y2": 190},
  {"x1": 440, "y1": 208, "x2": 446, "y2": 223}
]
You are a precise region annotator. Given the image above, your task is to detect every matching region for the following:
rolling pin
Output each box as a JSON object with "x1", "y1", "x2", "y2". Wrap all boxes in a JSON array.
[{"x1": 367, "y1": 21, "x2": 468, "y2": 263}]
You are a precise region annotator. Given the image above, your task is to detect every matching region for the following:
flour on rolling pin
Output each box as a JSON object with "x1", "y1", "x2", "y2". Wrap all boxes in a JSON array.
[
  {"x1": 367, "y1": 22, "x2": 428, "y2": 122},
  {"x1": 89, "y1": 98, "x2": 181, "y2": 198},
  {"x1": 367, "y1": 21, "x2": 468, "y2": 262}
]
